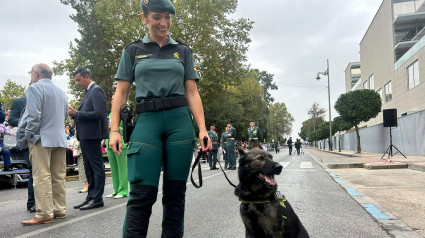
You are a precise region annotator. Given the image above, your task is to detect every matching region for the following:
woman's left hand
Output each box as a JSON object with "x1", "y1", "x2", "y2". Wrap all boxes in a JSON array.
[{"x1": 199, "y1": 130, "x2": 212, "y2": 151}]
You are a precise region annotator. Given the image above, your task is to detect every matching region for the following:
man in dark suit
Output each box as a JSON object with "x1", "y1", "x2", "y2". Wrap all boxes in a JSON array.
[
  {"x1": 9, "y1": 96, "x2": 36, "y2": 213},
  {"x1": 68, "y1": 68, "x2": 108, "y2": 210},
  {"x1": 0, "y1": 103, "x2": 5, "y2": 123}
]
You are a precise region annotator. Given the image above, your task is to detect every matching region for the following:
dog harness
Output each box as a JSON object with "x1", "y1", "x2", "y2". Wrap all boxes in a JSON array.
[{"x1": 240, "y1": 192, "x2": 288, "y2": 220}]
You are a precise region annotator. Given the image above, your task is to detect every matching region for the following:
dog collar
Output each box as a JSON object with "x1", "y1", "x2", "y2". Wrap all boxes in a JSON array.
[
  {"x1": 240, "y1": 199, "x2": 286, "y2": 207},
  {"x1": 240, "y1": 199, "x2": 287, "y2": 220}
]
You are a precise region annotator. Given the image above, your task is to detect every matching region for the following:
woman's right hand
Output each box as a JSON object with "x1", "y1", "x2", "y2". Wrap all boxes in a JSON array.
[{"x1": 109, "y1": 132, "x2": 123, "y2": 155}]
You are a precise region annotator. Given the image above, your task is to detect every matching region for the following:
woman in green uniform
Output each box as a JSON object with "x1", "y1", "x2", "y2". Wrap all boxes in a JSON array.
[
  {"x1": 109, "y1": 0, "x2": 211, "y2": 237},
  {"x1": 105, "y1": 96, "x2": 128, "y2": 199}
]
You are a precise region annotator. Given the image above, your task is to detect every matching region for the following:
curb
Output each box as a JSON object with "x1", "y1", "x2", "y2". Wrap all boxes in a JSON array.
[
  {"x1": 364, "y1": 162, "x2": 408, "y2": 170},
  {"x1": 308, "y1": 148, "x2": 425, "y2": 172},
  {"x1": 305, "y1": 149, "x2": 423, "y2": 238},
  {"x1": 408, "y1": 163, "x2": 425, "y2": 172},
  {"x1": 312, "y1": 149, "x2": 361, "y2": 157},
  {"x1": 326, "y1": 163, "x2": 364, "y2": 169}
]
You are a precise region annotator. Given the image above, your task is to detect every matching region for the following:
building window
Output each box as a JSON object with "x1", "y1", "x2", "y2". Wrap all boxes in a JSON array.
[
  {"x1": 377, "y1": 88, "x2": 382, "y2": 100},
  {"x1": 369, "y1": 74, "x2": 374, "y2": 90},
  {"x1": 363, "y1": 80, "x2": 368, "y2": 89},
  {"x1": 408, "y1": 60, "x2": 420, "y2": 89},
  {"x1": 385, "y1": 81, "x2": 392, "y2": 102}
]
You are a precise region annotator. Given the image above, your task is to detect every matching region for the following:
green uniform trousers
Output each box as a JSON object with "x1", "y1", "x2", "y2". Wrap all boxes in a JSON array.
[
  {"x1": 226, "y1": 141, "x2": 236, "y2": 169},
  {"x1": 223, "y1": 144, "x2": 228, "y2": 168},
  {"x1": 123, "y1": 106, "x2": 195, "y2": 237},
  {"x1": 208, "y1": 150, "x2": 218, "y2": 169},
  {"x1": 106, "y1": 147, "x2": 128, "y2": 196}
]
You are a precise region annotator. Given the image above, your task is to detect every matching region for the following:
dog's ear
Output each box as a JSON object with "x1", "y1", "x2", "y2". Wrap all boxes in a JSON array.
[
  {"x1": 238, "y1": 145, "x2": 247, "y2": 159},
  {"x1": 250, "y1": 140, "x2": 263, "y2": 150}
]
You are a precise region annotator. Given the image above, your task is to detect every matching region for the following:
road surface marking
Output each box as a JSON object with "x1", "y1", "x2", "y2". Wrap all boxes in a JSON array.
[
  {"x1": 335, "y1": 179, "x2": 345, "y2": 184},
  {"x1": 346, "y1": 188, "x2": 360, "y2": 196},
  {"x1": 300, "y1": 162, "x2": 313, "y2": 168},
  {"x1": 362, "y1": 204, "x2": 389, "y2": 220},
  {"x1": 15, "y1": 172, "x2": 225, "y2": 238}
]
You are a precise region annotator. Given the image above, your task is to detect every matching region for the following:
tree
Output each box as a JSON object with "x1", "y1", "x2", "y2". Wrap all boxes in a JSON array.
[
  {"x1": 308, "y1": 102, "x2": 326, "y2": 131},
  {"x1": 267, "y1": 102, "x2": 294, "y2": 141},
  {"x1": 247, "y1": 69, "x2": 278, "y2": 109},
  {"x1": 332, "y1": 116, "x2": 353, "y2": 152},
  {"x1": 299, "y1": 117, "x2": 324, "y2": 141},
  {"x1": 317, "y1": 121, "x2": 335, "y2": 150},
  {"x1": 334, "y1": 89, "x2": 382, "y2": 153},
  {"x1": 0, "y1": 79, "x2": 26, "y2": 108},
  {"x1": 233, "y1": 74, "x2": 267, "y2": 140},
  {"x1": 55, "y1": 0, "x2": 255, "y2": 117},
  {"x1": 307, "y1": 102, "x2": 326, "y2": 147},
  {"x1": 54, "y1": 0, "x2": 144, "y2": 109}
]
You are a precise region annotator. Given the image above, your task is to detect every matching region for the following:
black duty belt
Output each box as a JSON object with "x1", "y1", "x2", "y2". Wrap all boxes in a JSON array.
[{"x1": 136, "y1": 96, "x2": 187, "y2": 113}]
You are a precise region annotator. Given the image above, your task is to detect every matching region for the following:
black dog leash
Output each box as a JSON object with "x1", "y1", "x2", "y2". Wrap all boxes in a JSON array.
[
  {"x1": 212, "y1": 151, "x2": 237, "y2": 187},
  {"x1": 190, "y1": 144, "x2": 206, "y2": 188},
  {"x1": 190, "y1": 137, "x2": 237, "y2": 188}
]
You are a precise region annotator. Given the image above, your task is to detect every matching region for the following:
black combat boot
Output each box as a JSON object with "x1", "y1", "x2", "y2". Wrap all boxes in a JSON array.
[
  {"x1": 161, "y1": 180, "x2": 187, "y2": 238},
  {"x1": 124, "y1": 185, "x2": 158, "y2": 238}
]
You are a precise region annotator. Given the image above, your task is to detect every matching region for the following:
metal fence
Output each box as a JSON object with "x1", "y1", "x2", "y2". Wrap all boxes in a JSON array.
[{"x1": 319, "y1": 109, "x2": 425, "y2": 156}]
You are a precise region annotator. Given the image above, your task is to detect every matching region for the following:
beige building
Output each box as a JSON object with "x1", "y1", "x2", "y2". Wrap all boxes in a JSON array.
[{"x1": 345, "y1": 0, "x2": 425, "y2": 127}]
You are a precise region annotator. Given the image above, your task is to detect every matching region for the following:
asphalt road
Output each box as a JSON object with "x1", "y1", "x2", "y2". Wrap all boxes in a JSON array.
[{"x1": 0, "y1": 149, "x2": 391, "y2": 238}]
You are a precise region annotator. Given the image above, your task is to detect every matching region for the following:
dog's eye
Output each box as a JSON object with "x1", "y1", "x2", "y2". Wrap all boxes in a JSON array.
[{"x1": 258, "y1": 156, "x2": 265, "y2": 161}]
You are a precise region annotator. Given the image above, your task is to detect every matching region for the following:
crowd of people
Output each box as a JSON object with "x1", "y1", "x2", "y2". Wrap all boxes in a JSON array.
[{"x1": 0, "y1": 0, "x2": 307, "y2": 236}]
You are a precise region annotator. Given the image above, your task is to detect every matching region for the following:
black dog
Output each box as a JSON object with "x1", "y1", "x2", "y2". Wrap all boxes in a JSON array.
[{"x1": 235, "y1": 141, "x2": 309, "y2": 238}]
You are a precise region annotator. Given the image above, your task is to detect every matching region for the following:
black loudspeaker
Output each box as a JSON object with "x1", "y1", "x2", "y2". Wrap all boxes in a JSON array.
[
  {"x1": 263, "y1": 131, "x2": 267, "y2": 139},
  {"x1": 383, "y1": 109, "x2": 397, "y2": 127}
]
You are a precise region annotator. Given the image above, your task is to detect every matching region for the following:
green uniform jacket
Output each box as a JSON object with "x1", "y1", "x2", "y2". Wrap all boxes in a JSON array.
[
  {"x1": 227, "y1": 126, "x2": 236, "y2": 146},
  {"x1": 247, "y1": 126, "x2": 261, "y2": 141},
  {"x1": 208, "y1": 130, "x2": 219, "y2": 150},
  {"x1": 221, "y1": 131, "x2": 228, "y2": 148}
]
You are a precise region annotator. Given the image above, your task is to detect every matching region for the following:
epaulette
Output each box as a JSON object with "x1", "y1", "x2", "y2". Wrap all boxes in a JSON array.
[
  {"x1": 175, "y1": 39, "x2": 186, "y2": 46},
  {"x1": 124, "y1": 39, "x2": 143, "y2": 49},
  {"x1": 175, "y1": 39, "x2": 194, "y2": 53}
]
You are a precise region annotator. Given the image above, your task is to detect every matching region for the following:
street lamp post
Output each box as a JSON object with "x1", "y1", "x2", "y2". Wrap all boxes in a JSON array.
[{"x1": 316, "y1": 59, "x2": 333, "y2": 151}]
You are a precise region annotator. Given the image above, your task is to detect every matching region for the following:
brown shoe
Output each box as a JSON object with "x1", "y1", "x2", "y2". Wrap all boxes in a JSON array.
[
  {"x1": 22, "y1": 217, "x2": 54, "y2": 226},
  {"x1": 54, "y1": 214, "x2": 66, "y2": 219}
]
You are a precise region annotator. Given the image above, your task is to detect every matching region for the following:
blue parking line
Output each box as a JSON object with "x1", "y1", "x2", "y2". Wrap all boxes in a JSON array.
[
  {"x1": 346, "y1": 188, "x2": 360, "y2": 196},
  {"x1": 329, "y1": 172, "x2": 336, "y2": 177},
  {"x1": 335, "y1": 179, "x2": 345, "y2": 184},
  {"x1": 362, "y1": 204, "x2": 389, "y2": 219}
]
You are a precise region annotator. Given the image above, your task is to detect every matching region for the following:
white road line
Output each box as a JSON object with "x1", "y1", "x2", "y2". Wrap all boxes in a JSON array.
[
  {"x1": 16, "y1": 170, "x2": 229, "y2": 238},
  {"x1": 16, "y1": 202, "x2": 128, "y2": 238},
  {"x1": 279, "y1": 162, "x2": 290, "y2": 168},
  {"x1": 300, "y1": 162, "x2": 314, "y2": 169}
]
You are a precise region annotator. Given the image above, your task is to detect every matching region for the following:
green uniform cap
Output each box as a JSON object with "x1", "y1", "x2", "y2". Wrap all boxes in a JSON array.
[{"x1": 141, "y1": 0, "x2": 176, "y2": 15}]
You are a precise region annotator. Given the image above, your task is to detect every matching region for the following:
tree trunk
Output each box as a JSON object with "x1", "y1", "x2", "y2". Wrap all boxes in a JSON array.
[{"x1": 355, "y1": 124, "x2": 361, "y2": 153}]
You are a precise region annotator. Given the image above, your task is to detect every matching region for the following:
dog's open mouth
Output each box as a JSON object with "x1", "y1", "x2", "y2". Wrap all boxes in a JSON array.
[{"x1": 258, "y1": 174, "x2": 277, "y2": 187}]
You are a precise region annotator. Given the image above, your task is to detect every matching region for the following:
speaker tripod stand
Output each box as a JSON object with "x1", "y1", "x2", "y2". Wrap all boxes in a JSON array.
[{"x1": 381, "y1": 126, "x2": 406, "y2": 160}]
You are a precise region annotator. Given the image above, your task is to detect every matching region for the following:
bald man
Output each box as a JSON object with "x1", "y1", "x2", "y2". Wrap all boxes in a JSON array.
[{"x1": 17, "y1": 64, "x2": 69, "y2": 226}]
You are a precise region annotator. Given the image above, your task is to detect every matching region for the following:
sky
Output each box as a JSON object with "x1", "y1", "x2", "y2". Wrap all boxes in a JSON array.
[{"x1": 0, "y1": 0, "x2": 383, "y2": 139}]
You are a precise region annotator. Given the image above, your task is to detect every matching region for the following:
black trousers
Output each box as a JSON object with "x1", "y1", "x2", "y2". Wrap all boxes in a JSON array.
[
  {"x1": 66, "y1": 148, "x2": 74, "y2": 165},
  {"x1": 80, "y1": 139, "x2": 105, "y2": 203}
]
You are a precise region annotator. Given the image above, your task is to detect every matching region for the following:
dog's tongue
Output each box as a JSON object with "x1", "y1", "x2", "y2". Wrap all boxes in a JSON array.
[{"x1": 264, "y1": 175, "x2": 276, "y2": 186}]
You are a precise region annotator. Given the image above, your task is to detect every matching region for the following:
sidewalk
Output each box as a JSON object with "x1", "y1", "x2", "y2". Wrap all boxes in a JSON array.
[
  {"x1": 306, "y1": 147, "x2": 425, "y2": 238},
  {"x1": 306, "y1": 147, "x2": 425, "y2": 171}
]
